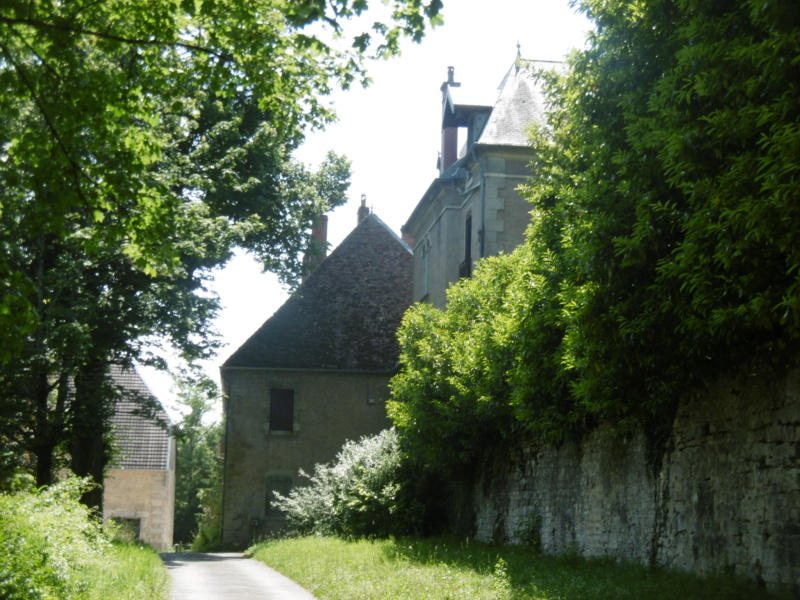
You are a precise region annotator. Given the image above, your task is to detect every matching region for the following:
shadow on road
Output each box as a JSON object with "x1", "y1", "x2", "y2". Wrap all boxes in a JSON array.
[{"x1": 161, "y1": 552, "x2": 245, "y2": 567}]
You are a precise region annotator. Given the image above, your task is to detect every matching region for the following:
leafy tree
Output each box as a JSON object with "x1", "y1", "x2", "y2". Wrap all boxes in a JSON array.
[
  {"x1": 0, "y1": 0, "x2": 442, "y2": 502},
  {"x1": 390, "y1": 0, "x2": 800, "y2": 470},
  {"x1": 531, "y1": 0, "x2": 800, "y2": 430},
  {"x1": 389, "y1": 251, "x2": 530, "y2": 469},
  {"x1": 172, "y1": 375, "x2": 223, "y2": 547}
]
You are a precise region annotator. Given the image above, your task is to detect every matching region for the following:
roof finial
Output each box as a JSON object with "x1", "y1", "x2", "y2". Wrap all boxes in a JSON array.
[
  {"x1": 516, "y1": 41, "x2": 521, "y2": 74},
  {"x1": 442, "y1": 66, "x2": 461, "y2": 92}
]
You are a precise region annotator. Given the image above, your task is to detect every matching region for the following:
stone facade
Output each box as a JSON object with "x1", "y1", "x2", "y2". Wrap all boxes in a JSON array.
[
  {"x1": 471, "y1": 364, "x2": 800, "y2": 593},
  {"x1": 403, "y1": 64, "x2": 549, "y2": 309},
  {"x1": 405, "y1": 148, "x2": 533, "y2": 309},
  {"x1": 104, "y1": 462, "x2": 176, "y2": 551},
  {"x1": 221, "y1": 369, "x2": 392, "y2": 546}
]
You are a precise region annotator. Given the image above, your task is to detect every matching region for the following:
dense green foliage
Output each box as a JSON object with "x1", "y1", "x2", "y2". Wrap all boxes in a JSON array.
[
  {"x1": 0, "y1": 478, "x2": 168, "y2": 600},
  {"x1": 389, "y1": 0, "x2": 800, "y2": 469},
  {"x1": 0, "y1": 0, "x2": 440, "y2": 498},
  {"x1": 173, "y1": 376, "x2": 224, "y2": 548},
  {"x1": 249, "y1": 536, "x2": 789, "y2": 600},
  {"x1": 274, "y1": 429, "x2": 439, "y2": 538},
  {"x1": 389, "y1": 249, "x2": 558, "y2": 467}
]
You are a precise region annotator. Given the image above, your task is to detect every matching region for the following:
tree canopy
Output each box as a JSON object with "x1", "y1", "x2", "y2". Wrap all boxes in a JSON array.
[
  {"x1": 0, "y1": 0, "x2": 441, "y2": 496},
  {"x1": 389, "y1": 0, "x2": 800, "y2": 470}
]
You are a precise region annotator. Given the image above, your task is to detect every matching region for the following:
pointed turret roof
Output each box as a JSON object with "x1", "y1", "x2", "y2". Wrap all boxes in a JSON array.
[{"x1": 476, "y1": 61, "x2": 551, "y2": 147}]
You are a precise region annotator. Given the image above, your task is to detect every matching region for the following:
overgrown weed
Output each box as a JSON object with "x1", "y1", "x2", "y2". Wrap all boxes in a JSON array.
[{"x1": 0, "y1": 477, "x2": 168, "y2": 600}]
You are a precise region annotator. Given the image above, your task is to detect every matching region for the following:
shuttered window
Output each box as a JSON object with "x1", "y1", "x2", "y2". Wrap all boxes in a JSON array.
[
  {"x1": 265, "y1": 475, "x2": 293, "y2": 515},
  {"x1": 269, "y1": 388, "x2": 294, "y2": 432}
]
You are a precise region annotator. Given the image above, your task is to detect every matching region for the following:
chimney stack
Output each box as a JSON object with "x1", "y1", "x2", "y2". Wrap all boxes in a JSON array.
[
  {"x1": 302, "y1": 214, "x2": 328, "y2": 279},
  {"x1": 440, "y1": 66, "x2": 461, "y2": 175},
  {"x1": 357, "y1": 194, "x2": 370, "y2": 224}
]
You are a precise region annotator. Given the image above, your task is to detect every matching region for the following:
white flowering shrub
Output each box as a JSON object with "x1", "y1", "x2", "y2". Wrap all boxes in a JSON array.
[{"x1": 274, "y1": 428, "x2": 431, "y2": 538}]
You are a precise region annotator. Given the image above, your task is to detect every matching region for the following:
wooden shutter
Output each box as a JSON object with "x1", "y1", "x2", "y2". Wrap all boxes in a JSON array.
[{"x1": 269, "y1": 388, "x2": 294, "y2": 431}]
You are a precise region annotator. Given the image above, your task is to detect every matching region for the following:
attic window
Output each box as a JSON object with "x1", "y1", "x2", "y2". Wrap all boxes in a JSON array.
[{"x1": 269, "y1": 388, "x2": 294, "y2": 432}]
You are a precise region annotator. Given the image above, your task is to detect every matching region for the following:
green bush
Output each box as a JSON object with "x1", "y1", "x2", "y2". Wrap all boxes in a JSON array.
[
  {"x1": 191, "y1": 479, "x2": 223, "y2": 552},
  {"x1": 0, "y1": 477, "x2": 169, "y2": 600},
  {"x1": 273, "y1": 428, "x2": 438, "y2": 538},
  {"x1": 0, "y1": 478, "x2": 106, "y2": 599},
  {"x1": 389, "y1": 0, "x2": 800, "y2": 474}
]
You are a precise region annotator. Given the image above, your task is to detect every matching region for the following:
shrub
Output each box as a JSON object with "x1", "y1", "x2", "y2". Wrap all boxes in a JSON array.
[
  {"x1": 274, "y1": 428, "x2": 437, "y2": 538},
  {"x1": 0, "y1": 477, "x2": 106, "y2": 599},
  {"x1": 0, "y1": 476, "x2": 169, "y2": 600}
]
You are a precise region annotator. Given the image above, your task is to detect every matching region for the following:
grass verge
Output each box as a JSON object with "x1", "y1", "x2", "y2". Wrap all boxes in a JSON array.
[
  {"x1": 82, "y1": 541, "x2": 170, "y2": 600},
  {"x1": 248, "y1": 536, "x2": 789, "y2": 600}
]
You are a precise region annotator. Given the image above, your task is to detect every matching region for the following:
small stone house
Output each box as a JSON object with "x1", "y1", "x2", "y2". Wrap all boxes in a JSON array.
[
  {"x1": 403, "y1": 62, "x2": 551, "y2": 308},
  {"x1": 103, "y1": 364, "x2": 176, "y2": 551},
  {"x1": 220, "y1": 211, "x2": 413, "y2": 547}
]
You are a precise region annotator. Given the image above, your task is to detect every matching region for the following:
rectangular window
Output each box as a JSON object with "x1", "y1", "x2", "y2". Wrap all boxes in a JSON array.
[
  {"x1": 464, "y1": 212, "x2": 472, "y2": 266},
  {"x1": 421, "y1": 237, "x2": 430, "y2": 300},
  {"x1": 265, "y1": 475, "x2": 293, "y2": 515},
  {"x1": 269, "y1": 388, "x2": 294, "y2": 431},
  {"x1": 460, "y1": 212, "x2": 472, "y2": 279}
]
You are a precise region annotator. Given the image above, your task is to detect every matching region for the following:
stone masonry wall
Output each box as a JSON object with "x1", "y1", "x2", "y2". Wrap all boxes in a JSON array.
[
  {"x1": 472, "y1": 365, "x2": 800, "y2": 592},
  {"x1": 104, "y1": 466, "x2": 175, "y2": 551}
]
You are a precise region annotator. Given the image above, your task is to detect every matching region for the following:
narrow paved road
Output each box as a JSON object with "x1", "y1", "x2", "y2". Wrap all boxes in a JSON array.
[{"x1": 162, "y1": 552, "x2": 319, "y2": 600}]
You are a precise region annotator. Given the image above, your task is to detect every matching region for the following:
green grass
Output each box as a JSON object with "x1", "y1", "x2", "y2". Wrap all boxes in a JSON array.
[
  {"x1": 82, "y1": 541, "x2": 170, "y2": 600},
  {"x1": 248, "y1": 536, "x2": 789, "y2": 600}
]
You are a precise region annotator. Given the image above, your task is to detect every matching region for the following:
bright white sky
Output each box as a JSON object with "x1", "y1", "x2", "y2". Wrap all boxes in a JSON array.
[{"x1": 140, "y1": 0, "x2": 593, "y2": 417}]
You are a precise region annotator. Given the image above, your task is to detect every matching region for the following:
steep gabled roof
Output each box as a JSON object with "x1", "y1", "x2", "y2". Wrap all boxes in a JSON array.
[
  {"x1": 108, "y1": 364, "x2": 172, "y2": 471},
  {"x1": 223, "y1": 213, "x2": 413, "y2": 372}
]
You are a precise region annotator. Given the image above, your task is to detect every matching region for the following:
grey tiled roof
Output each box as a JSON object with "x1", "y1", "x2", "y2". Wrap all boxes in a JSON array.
[
  {"x1": 223, "y1": 213, "x2": 413, "y2": 371},
  {"x1": 477, "y1": 63, "x2": 550, "y2": 147},
  {"x1": 108, "y1": 364, "x2": 172, "y2": 471}
]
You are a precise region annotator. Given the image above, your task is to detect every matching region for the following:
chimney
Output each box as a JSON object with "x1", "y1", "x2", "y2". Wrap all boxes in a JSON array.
[
  {"x1": 302, "y1": 214, "x2": 328, "y2": 279},
  {"x1": 311, "y1": 214, "x2": 328, "y2": 252},
  {"x1": 440, "y1": 66, "x2": 461, "y2": 175},
  {"x1": 357, "y1": 194, "x2": 370, "y2": 224}
]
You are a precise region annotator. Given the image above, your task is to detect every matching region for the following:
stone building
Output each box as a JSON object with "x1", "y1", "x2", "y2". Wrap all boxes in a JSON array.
[
  {"x1": 403, "y1": 62, "x2": 551, "y2": 308},
  {"x1": 220, "y1": 211, "x2": 413, "y2": 547},
  {"x1": 103, "y1": 364, "x2": 176, "y2": 551}
]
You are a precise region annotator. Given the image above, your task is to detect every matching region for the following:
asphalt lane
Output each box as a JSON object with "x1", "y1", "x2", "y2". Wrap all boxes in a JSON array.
[{"x1": 162, "y1": 552, "x2": 319, "y2": 600}]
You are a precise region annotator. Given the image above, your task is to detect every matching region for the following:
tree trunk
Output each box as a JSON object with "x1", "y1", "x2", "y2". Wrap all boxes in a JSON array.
[{"x1": 71, "y1": 358, "x2": 111, "y2": 511}]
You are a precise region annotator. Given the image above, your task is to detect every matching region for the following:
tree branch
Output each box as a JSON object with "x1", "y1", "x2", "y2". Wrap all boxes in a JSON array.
[
  {"x1": 0, "y1": 36, "x2": 90, "y2": 206},
  {"x1": 0, "y1": 16, "x2": 232, "y2": 60}
]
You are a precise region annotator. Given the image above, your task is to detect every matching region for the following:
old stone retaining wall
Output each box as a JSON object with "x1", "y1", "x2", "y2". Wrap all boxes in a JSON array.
[{"x1": 471, "y1": 365, "x2": 800, "y2": 592}]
